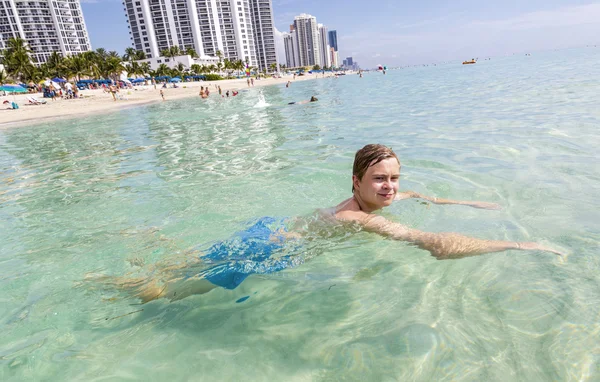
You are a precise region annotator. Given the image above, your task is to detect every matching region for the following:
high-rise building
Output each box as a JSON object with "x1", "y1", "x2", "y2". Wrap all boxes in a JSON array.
[
  {"x1": 328, "y1": 30, "x2": 337, "y2": 51},
  {"x1": 250, "y1": 0, "x2": 277, "y2": 72},
  {"x1": 0, "y1": 0, "x2": 91, "y2": 65},
  {"x1": 329, "y1": 47, "x2": 338, "y2": 67},
  {"x1": 283, "y1": 13, "x2": 335, "y2": 68},
  {"x1": 292, "y1": 13, "x2": 320, "y2": 67},
  {"x1": 317, "y1": 24, "x2": 330, "y2": 68},
  {"x1": 123, "y1": 0, "x2": 277, "y2": 71},
  {"x1": 345, "y1": 56, "x2": 353, "y2": 67},
  {"x1": 283, "y1": 31, "x2": 299, "y2": 67}
]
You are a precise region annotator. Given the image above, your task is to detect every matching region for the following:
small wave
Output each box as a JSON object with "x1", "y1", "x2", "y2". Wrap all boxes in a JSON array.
[{"x1": 253, "y1": 94, "x2": 270, "y2": 108}]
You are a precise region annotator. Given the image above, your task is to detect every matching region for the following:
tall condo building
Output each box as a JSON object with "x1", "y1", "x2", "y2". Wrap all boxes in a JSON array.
[
  {"x1": 283, "y1": 29, "x2": 299, "y2": 67},
  {"x1": 317, "y1": 23, "x2": 330, "y2": 68},
  {"x1": 0, "y1": 0, "x2": 91, "y2": 64},
  {"x1": 283, "y1": 13, "x2": 334, "y2": 68},
  {"x1": 327, "y1": 30, "x2": 337, "y2": 51},
  {"x1": 123, "y1": 0, "x2": 277, "y2": 71},
  {"x1": 292, "y1": 13, "x2": 319, "y2": 66},
  {"x1": 249, "y1": 0, "x2": 276, "y2": 71}
]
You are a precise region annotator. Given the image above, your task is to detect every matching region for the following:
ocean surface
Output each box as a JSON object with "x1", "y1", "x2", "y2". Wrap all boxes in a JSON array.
[{"x1": 1, "y1": 48, "x2": 599, "y2": 381}]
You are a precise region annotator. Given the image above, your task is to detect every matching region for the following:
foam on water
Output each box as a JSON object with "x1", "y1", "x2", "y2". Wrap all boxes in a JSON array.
[
  {"x1": 253, "y1": 92, "x2": 270, "y2": 108},
  {"x1": 1, "y1": 48, "x2": 599, "y2": 380}
]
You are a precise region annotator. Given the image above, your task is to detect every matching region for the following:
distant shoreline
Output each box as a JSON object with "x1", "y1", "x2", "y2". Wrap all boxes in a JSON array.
[{"x1": 0, "y1": 74, "x2": 322, "y2": 130}]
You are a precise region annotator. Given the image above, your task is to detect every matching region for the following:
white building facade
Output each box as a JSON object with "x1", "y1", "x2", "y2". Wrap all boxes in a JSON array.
[
  {"x1": 123, "y1": 0, "x2": 277, "y2": 72},
  {"x1": 0, "y1": 0, "x2": 91, "y2": 64},
  {"x1": 283, "y1": 14, "x2": 335, "y2": 68},
  {"x1": 133, "y1": 53, "x2": 218, "y2": 71},
  {"x1": 317, "y1": 23, "x2": 330, "y2": 68},
  {"x1": 292, "y1": 13, "x2": 319, "y2": 67},
  {"x1": 282, "y1": 31, "x2": 299, "y2": 68},
  {"x1": 249, "y1": 0, "x2": 276, "y2": 71}
]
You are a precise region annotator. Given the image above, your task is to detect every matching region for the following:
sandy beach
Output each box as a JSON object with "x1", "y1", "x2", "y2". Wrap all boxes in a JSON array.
[{"x1": 0, "y1": 74, "x2": 321, "y2": 129}]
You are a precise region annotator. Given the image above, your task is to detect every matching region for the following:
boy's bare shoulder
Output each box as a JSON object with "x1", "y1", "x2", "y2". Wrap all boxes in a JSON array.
[{"x1": 334, "y1": 197, "x2": 368, "y2": 222}]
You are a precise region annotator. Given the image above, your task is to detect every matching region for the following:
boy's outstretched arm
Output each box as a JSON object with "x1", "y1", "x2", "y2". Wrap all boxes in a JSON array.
[
  {"x1": 396, "y1": 190, "x2": 501, "y2": 210},
  {"x1": 338, "y1": 212, "x2": 564, "y2": 260}
]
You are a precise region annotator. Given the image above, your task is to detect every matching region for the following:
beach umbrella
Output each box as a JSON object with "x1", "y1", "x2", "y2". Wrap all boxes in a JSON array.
[
  {"x1": 52, "y1": 77, "x2": 67, "y2": 83},
  {"x1": 0, "y1": 84, "x2": 27, "y2": 102},
  {"x1": 170, "y1": 77, "x2": 181, "y2": 82},
  {"x1": 0, "y1": 84, "x2": 28, "y2": 93}
]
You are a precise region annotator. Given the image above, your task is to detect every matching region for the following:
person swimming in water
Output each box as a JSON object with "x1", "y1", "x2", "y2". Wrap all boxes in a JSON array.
[
  {"x1": 96, "y1": 144, "x2": 564, "y2": 303},
  {"x1": 288, "y1": 96, "x2": 318, "y2": 105}
]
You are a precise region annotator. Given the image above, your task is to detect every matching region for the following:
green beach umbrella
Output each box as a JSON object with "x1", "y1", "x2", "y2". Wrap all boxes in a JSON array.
[
  {"x1": 0, "y1": 84, "x2": 28, "y2": 105},
  {"x1": 0, "y1": 84, "x2": 28, "y2": 93}
]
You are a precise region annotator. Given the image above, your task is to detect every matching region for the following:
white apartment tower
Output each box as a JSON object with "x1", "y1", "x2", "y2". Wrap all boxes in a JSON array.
[
  {"x1": 317, "y1": 23, "x2": 330, "y2": 68},
  {"x1": 292, "y1": 13, "x2": 319, "y2": 67},
  {"x1": 282, "y1": 31, "x2": 299, "y2": 67},
  {"x1": 0, "y1": 0, "x2": 91, "y2": 64},
  {"x1": 123, "y1": 0, "x2": 277, "y2": 71},
  {"x1": 249, "y1": 0, "x2": 276, "y2": 71},
  {"x1": 283, "y1": 14, "x2": 334, "y2": 68}
]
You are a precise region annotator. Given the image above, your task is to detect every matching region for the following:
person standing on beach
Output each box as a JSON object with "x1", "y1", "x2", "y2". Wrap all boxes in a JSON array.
[
  {"x1": 218, "y1": 86, "x2": 222, "y2": 96},
  {"x1": 247, "y1": 78, "x2": 251, "y2": 87},
  {"x1": 159, "y1": 89, "x2": 165, "y2": 101},
  {"x1": 251, "y1": 78, "x2": 255, "y2": 86},
  {"x1": 109, "y1": 85, "x2": 117, "y2": 101}
]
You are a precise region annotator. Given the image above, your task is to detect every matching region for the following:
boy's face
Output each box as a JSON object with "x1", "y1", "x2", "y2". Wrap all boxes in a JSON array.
[{"x1": 353, "y1": 158, "x2": 400, "y2": 212}]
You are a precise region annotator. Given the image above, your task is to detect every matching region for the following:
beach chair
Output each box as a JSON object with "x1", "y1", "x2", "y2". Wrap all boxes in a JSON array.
[{"x1": 27, "y1": 96, "x2": 47, "y2": 105}]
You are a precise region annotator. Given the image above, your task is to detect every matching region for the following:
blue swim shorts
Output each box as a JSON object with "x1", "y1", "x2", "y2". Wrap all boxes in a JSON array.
[{"x1": 199, "y1": 217, "x2": 297, "y2": 290}]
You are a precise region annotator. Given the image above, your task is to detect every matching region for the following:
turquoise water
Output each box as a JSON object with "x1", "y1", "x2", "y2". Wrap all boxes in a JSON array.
[{"x1": 1, "y1": 48, "x2": 600, "y2": 380}]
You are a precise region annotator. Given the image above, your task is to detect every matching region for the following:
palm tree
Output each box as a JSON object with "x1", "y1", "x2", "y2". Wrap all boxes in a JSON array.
[
  {"x1": 185, "y1": 47, "x2": 198, "y2": 59},
  {"x1": 0, "y1": 67, "x2": 9, "y2": 84},
  {"x1": 216, "y1": 62, "x2": 223, "y2": 75},
  {"x1": 140, "y1": 62, "x2": 151, "y2": 76},
  {"x1": 160, "y1": 49, "x2": 172, "y2": 59},
  {"x1": 135, "y1": 50, "x2": 147, "y2": 60},
  {"x1": 223, "y1": 59, "x2": 232, "y2": 77},
  {"x1": 156, "y1": 64, "x2": 169, "y2": 77},
  {"x1": 107, "y1": 51, "x2": 121, "y2": 60},
  {"x1": 123, "y1": 47, "x2": 137, "y2": 62},
  {"x1": 45, "y1": 51, "x2": 66, "y2": 78},
  {"x1": 169, "y1": 46, "x2": 181, "y2": 57},
  {"x1": 95, "y1": 48, "x2": 108, "y2": 60},
  {"x1": 2, "y1": 37, "x2": 34, "y2": 81},
  {"x1": 207, "y1": 65, "x2": 216, "y2": 74},
  {"x1": 67, "y1": 54, "x2": 90, "y2": 82},
  {"x1": 190, "y1": 64, "x2": 201, "y2": 75},
  {"x1": 269, "y1": 62, "x2": 277, "y2": 73},
  {"x1": 104, "y1": 56, "x2": 124, "y2": 81},
  {"x1": 215, "y1": 49, "x2": 223, "y2": 63},
  {"x1": 125, "y1": 61, "x2": 141, "y2": 78}
]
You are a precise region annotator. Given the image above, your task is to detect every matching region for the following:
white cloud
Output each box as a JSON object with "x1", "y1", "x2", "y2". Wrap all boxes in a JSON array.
[{"x1": 273, "y1": 27, "x2": 287, "y2": 64}]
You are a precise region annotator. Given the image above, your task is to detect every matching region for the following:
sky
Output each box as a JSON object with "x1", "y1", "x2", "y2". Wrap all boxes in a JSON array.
[{"x1": 81, "y1": 0, "x2": 600, "y2": 68}]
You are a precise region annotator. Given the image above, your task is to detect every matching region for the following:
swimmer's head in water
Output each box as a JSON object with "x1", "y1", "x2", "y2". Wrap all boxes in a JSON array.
[
  {"x1": 310, "y1": 96, "x2": 318, "y2": 102},
  {"x1": 352, "y1": 144, "x2": 400, "y2": 192}
]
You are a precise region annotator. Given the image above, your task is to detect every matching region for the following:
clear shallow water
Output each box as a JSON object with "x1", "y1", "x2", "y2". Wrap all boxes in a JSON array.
[{"x1": 1, "y1": 48, "x2": 600, "y2": 380}]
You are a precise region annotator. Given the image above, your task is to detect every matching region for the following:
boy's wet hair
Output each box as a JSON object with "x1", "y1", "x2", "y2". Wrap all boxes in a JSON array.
[{"x1": 352, "y1": 144, "x2": 400, "y2": 192}]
